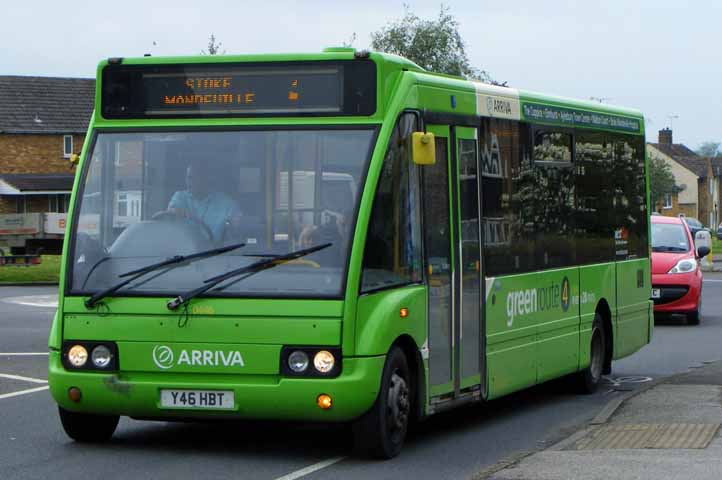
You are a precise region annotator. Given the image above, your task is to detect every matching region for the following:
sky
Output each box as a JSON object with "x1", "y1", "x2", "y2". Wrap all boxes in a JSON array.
[{"x1": 3, "y1": 0, "x2": 720, "y2": 149}]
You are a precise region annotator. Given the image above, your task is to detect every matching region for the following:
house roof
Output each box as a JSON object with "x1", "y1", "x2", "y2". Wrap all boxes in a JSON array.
[
  {"x1": 0, "y1": 173, "x2": 75, "y2": 194},
  {"x1": 648, "y1": 142, "x2": 700, "y2": 160},
  {"x1": 648, "y1": 142, "x2": 708, "y2": 177},
  {"x1": 0, "y1": 76, "x2": 95, "y2": 134},
  {"x1": 674, "y1": 157, "x2": 709, "y2": 178}
]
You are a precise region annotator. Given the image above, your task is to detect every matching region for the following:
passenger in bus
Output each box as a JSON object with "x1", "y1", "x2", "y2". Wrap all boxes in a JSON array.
[
  {"x1": 297, "y1": 185, "x2": 352, "y2": 263},
  {"x1": 153, "y1": 157, "x2": 241, "y2": 241}
]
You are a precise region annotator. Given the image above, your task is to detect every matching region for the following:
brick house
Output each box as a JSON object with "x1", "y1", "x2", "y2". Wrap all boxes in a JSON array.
[
  {"x1": 0, "y1": 76, "x2": 94, "y2": 253},
  {"x1": 647, "y1": 128, "x2": 721, "y2": 228}
]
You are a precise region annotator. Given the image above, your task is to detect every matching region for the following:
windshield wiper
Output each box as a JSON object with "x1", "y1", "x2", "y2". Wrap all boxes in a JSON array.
[
  {"x1": 166, "y1": 243, "x2": 332, "y2": 310},
  {"x1": 652, "y1": 246, "x2": 687, "y2": 252},
  {"x1": 84, "y1": 241, "x2": 246, "y2": 309}
]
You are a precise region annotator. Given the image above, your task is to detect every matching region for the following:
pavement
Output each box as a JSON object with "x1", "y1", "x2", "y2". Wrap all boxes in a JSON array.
[{"x1": 481, "y1": 361, "x2": 722, "y2": 480}]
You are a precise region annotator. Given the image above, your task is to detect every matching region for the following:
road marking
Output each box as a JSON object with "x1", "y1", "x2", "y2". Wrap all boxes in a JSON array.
[
  {"x1": 0, "y1": 352, "x2": 48, "y2": 356},
  {"x1": 1, "y1": 295, "x2": 58, "y2": 308},
  {"x1": 273, "y1": 457, "x2": 345, "y2": 480},
  {"x1": 0, "y1": 385, "x2": 49, "y2": 400},
  {"x1": 704, "y1": 279, "x2": 722, "y2": 282},
  {"x1": 0, "y1": 373, "x2": 48, "y2": 384}
]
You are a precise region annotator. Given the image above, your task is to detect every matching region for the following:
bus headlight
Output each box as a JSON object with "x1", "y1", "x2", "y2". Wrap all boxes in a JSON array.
[
  {"x1": 62, "y1": 341, "x2": 118, "y2": 371},
  {"x1": 288, "y1": 350, "x2": 309, "y2": 373},
  {"x1": 91, "y1": 345, "x2": 113, "y2": 368},
  {"x1": 281, "y1": 347, "x2": 341, "y2": 377},
  {"x1": 67, "y1": 345, "x2": 88, "y2": 367},
  {"x1": 314, "y1": 350, "x2": 335, "y2": 374}
]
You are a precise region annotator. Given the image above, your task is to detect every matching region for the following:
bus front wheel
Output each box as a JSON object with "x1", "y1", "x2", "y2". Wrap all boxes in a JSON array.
[
  {"x1": 352, "y1": 346, "x2": 411, "y2": 459},
  {"x1": 573, "y1": 314, "x2": 606, "y2": 394},
  {"x1": 58, "y1": 406, "x2": 119, "y2": 442}
]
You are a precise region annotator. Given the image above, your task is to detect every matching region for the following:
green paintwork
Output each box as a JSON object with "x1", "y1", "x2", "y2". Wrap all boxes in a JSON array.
[
  {"x1": 48, "y1": 50, "x2": 651, "y2": 426},
  {"x1": 49, "y1": 351, "x2": 384, "y2": 421},
  {"x1": 355, "y1": 285, "x2": 427, "y2": 356}
]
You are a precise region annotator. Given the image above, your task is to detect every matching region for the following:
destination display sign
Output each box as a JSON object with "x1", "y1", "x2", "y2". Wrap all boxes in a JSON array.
[
  {"x1": 521, "y1": 102, "x2": 641, "y2": 133},
  {"x1": 101, "y1": 61, "x2": 376, "y2": 118},
  {"x1": 143, "y1": 66, "x2": 342, "y2": 115}
]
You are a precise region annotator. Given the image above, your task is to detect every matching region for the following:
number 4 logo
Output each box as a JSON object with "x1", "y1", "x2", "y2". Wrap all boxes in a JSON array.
[{"x1": 561, "y1": 276, "x2": 570, "y2": 312}]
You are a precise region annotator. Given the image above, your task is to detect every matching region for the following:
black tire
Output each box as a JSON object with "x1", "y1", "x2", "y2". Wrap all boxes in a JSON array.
[
  {"x1": 58, "y1": 406, "x2": 119, "y2": 442},
  {"x1": 573, "y1": 314, "x2": 606, "y2": 394},
  {"x1": 352, "y1": 346, "x2": 411, "y2": 459},
  {"x1": 688, "y1": 310, "x2": 701, "y2": 325}
]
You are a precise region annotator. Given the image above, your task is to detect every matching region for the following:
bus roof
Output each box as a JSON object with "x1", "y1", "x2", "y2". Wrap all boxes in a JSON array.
[{"x1": 95, "y1": 49, "x2": 644, "y2": 133}]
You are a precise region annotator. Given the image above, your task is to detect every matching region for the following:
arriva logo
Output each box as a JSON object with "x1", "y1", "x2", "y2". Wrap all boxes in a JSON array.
[
  {"x1": 152, "y1": 345, "x2": 175, "y2": 369},
  {"x1": 152, "y1": 345, "x2": 244, "y2": 369}
]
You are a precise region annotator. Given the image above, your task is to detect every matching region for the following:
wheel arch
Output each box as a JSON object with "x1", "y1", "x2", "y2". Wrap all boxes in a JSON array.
[{"x1": 391, "y1": 334, "x2": 425, "y2": 421}]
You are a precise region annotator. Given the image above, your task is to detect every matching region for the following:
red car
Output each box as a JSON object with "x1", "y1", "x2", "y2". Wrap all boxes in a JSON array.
[{"x1": 651, "y1": 215, "x2": 710, "y2": 324}]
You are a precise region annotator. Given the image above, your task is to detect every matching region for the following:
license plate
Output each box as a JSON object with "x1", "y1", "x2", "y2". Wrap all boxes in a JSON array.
[
  {"x1": 651, "y1": 288, "x2": 661, "y2": 299},
  {"x1": 160, "y1": 389, "x2": 234, "y2": 410}
]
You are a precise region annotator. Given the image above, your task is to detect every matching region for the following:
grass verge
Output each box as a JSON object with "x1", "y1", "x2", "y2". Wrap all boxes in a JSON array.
[{"x1": 0, "y1": 255, "x2": 61, "y2": 283}]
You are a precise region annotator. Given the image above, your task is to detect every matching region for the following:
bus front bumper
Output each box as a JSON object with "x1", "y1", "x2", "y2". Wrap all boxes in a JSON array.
[{"x1": 48, "y1": 352, "x2": 384, "y2": 422}]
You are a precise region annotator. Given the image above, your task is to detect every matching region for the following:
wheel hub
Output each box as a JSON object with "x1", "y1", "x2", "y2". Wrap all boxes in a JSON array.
[{"x1": 387, "y1": 371, "x2": 410, "y2": 432}]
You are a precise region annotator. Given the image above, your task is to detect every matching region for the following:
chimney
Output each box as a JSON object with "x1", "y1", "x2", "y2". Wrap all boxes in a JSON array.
[{"x1": 659, "y1": 128, "x2": 673, "y2": 145}]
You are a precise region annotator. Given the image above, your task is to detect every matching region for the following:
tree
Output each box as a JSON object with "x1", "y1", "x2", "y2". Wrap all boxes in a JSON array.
[
  {"x1": 370, "y1": 5, "x2": 496, "y2": 83},
  {"x1": 649, "y1": 155, "x2": 679, "y2": 210},
  {"x1": 201, "y1": 34, "x2": 224, "y2": 55},
  {"x1": 696, "y1": 141, "x2": 722, "y2": 158}
]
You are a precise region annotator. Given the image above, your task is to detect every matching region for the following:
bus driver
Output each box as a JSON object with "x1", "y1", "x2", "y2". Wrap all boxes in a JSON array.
[{"x1": 154, "y1": 157, "x2": 240, "y2": 241}]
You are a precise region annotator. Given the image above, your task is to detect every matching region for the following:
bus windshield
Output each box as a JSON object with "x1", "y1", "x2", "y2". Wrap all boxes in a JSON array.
[{"x1": 69, "y1": 128, "x2": 375, "y2": 298}]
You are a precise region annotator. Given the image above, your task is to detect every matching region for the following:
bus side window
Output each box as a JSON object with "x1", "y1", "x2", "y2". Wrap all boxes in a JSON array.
[{"x1": 361, "y1": 114, "x2": 422, "y2": 292}]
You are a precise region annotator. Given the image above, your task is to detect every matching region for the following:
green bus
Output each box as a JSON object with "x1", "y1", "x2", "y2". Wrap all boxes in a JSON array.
[{"x1": 48, "y1": 48, "x2": 652, "y2": 458}]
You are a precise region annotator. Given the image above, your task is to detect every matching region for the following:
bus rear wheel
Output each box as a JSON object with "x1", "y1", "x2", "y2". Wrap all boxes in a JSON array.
[
  {"x1": 58, "y1": 407, "x2": 119, "y2": 442},
  {"x1": 352, "y1": 346, "x2": 411, "y2": 459},
  {"x1": 573, "y1": 314, "x2": 606, "y2": 394}
]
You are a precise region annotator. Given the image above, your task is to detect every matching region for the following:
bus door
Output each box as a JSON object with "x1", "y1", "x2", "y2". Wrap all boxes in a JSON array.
[
  {"x1": 455, "y1": 126, "x2": 483, "y2": 394},
  {"x1": 423, "y1": 124, "x2": 484, "y2": 402}
]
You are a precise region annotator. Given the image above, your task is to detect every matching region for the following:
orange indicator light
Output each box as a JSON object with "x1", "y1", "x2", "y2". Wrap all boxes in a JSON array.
[
  {"x1": 317, "y1": 394, "x2": 333, "y2": 410},
  {"x1": 399, "y1": 308, "x2": 409, "y2": 318},
  {"x1": 68, "y1": 387, "x2": 82, "y2": 403}
]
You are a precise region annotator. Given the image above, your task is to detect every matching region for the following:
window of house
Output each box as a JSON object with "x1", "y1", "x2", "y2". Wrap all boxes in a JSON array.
[
  {"x1": 117, "y1": 193, "x2": 128, "y2": 217},
  {"x1": 15, "y1": 196, "x2": 26, "y2": 214},
  {"x1": 63, "y1": 135, "x2": 73, "y2": 158},
  {"x1": 663, "y1": 193, "x2": 672, "y2": 209},
  {"x1": 49, "y1": 194, "x2": 70, "y2": 213}
]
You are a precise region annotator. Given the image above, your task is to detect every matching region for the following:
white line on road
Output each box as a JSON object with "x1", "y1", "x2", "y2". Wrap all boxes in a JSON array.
[
  {"x1": 0, "y1": 385, "x2": 49, "y2": 400},
  {"x1": 1, "y1": 295, "x2": 58, "y2": 308},
  {"x1": 273, "y1": 457, "x2": 346, "y2": 480},
  {"x1": 704, "y1": 279, "x2": 722, "y2": 282},
  {"x1": 0, "y1": 373, "x2": 48, "y2": 384},
  {"x1": 0, "y1": 352, "x2": 48, "y2": 356}
]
